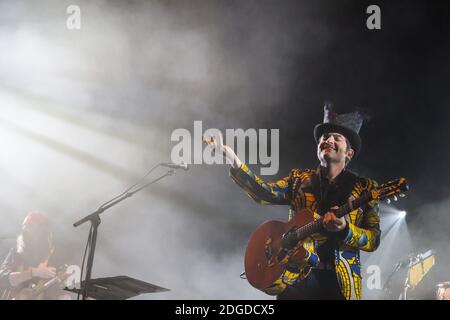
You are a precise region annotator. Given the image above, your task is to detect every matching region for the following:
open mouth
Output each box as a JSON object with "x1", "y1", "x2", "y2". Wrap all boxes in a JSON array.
[{"x1": 320, "y1": 144, "x2": 336, "y2": 152}]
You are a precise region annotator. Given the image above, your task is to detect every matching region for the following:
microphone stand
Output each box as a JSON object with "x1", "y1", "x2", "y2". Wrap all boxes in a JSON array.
[
  {"x1": 73, "y1": 166, "x2": 176, "y2": 300},
  {"x1": 400, "y1": 256, "x2": 414, "y2": 300},
  {"x1": 383, "y1": 262, "x2": 402, "y2": 294}
]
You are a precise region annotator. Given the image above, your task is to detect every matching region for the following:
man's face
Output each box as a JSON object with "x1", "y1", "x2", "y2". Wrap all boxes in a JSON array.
[{"x1": 317, "y1": 132, "x2": 354, "y2": 165}]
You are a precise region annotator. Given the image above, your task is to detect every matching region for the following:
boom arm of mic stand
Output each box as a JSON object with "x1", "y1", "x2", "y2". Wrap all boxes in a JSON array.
[
  {"x1": 73, "y1": 169, "x2": 175, "y2": 227},
  {"x1": 72, "y1": 168, "x2": 175, "y2": 300}
]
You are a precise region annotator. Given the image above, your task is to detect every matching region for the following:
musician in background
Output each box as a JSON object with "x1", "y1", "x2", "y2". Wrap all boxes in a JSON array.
[
  {"x1": 205, "y1": 104, "x2": 381, "y2": 300},
  {"x1": 0, "y1": 211, "x2": 71, "y2": 300}
]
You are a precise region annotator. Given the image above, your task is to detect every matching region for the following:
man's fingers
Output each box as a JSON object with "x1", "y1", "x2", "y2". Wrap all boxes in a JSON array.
[
  {"x1": 203, "y1": 134, "x2": 215, "y2": 145},
  {"x1": 325, "y1": 212, "x2": 342, "y2": 223},
  {"x1": 203, "y1": 134, "x2": 225, "y2": 151},
  {"x1": 323, "y1": 212, "x2": 344, "y2": 231},
  {"x1": 323, "y1": 212, "x2": 336, "y2": 223}
]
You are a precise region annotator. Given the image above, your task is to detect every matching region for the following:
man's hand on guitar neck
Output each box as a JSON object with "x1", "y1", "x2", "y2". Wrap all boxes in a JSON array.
[
  {"x1": 31, "y1": 262, "x2": 56, "y2": 279},
  {"x1": 8, "y1": 263, "x2": 56, "y2": 287},
  {"x1": 323, "y1": 207, "x2": 347, "y2": 232}
]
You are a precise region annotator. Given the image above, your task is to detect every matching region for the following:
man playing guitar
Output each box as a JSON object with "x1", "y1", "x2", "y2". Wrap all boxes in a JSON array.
[
  {"x1": 0, "y1": 211, "x2": 71, "y2": 300},
  {"x1": 205, "y1": 104, "x2": 381, "y2": 300}
]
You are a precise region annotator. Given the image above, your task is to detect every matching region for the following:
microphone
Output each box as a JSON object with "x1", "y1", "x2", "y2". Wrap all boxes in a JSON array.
[{"x1": 160, "y1": 162, "x2": 189, "y2": 171}]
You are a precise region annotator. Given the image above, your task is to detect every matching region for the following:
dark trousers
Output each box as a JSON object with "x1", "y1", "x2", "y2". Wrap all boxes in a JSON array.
[{"x1": 277, "y1": 269, "x2": 345, "y2": 300}]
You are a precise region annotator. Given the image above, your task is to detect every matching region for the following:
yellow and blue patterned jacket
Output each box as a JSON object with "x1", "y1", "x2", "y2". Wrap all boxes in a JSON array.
[{"x1": 230, "y1": 163, "x2": 381, "y2": 300}]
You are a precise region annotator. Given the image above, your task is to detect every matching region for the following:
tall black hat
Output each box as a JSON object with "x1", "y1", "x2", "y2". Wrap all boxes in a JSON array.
[{"x1": 313, "y1": 103, "x2": 364, "y2": 156}]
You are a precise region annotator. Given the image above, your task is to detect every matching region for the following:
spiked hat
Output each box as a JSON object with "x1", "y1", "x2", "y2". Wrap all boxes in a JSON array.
[{"x1": 313, "y1": 103, "x2": 365, "y2": 156}]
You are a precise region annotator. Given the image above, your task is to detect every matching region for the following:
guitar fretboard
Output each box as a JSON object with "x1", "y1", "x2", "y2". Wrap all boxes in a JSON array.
[{"x1": 294, "y1": 191, "x2": 371, "y2": 239}]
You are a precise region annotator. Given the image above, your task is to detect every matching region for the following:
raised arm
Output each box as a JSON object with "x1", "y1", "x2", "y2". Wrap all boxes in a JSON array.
[{"x1": 204, "y1": 132, "x2": 291, "y2": 205}]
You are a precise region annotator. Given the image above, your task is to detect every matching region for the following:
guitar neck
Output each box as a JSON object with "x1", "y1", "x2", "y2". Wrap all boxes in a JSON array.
[
  {"x1": 295, "y1": 191, "x2": 372, "y2": 239},
  {"x1": 28, "y1": 271, "x2": 69, "y2": 300}
]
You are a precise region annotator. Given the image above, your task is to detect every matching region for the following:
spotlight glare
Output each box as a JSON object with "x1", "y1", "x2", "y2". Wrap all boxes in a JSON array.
[{"x1": 399, "y1": 211, "x2": 407, "y2": 218}]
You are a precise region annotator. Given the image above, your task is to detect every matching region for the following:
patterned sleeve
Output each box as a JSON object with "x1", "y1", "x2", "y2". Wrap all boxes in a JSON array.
[
  {"x1": 0, "y1": 249, "x2": 15, "y2": 289},
  {"x1": 343, "y1": 179, "x2": 381, "y2": 252},
  {"x1": 229, "y1": 163, "x2": 291, "y2": 205}
]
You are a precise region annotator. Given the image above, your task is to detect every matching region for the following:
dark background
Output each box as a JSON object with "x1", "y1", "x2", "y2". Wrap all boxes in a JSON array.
[{"x1": 0, "y1": 0, "x2": 449, "y2": 299}]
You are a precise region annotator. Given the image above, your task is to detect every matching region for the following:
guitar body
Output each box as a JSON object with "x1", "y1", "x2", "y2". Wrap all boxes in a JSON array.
[
  {"x1": 12, "y1": 288, "x2": 38, "y2": 300},
  {"x1": 11, "y1": 268, "x2": 72, "y2": 300},
  {"x1": 244, "y1": 208, "x2": 317, "y2": 293}
]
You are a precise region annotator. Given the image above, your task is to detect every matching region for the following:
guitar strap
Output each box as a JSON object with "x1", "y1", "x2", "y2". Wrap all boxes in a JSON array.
[
  {"x1": 307, "y1": 168, "x2": 358, "y2": 265},
  {"x1": 310, "y1": 167, "x2": 358, "y2": 216},
  {"x1": 290, "y1": 171, "x2": 302, "y2": 204}
]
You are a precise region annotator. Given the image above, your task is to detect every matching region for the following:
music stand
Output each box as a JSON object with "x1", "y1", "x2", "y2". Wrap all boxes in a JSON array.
[{"x1": 65, "y1": 275, "x2": 170, "y2": 300}]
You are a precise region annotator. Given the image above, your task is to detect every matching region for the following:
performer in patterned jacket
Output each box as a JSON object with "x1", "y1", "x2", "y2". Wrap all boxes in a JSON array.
[{"x1": 205, "y1": 103, "x2": 381, "y2": 300}]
